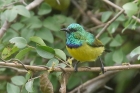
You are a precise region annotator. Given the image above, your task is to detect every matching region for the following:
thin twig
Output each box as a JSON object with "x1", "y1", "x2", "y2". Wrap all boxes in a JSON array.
[
  {"x1": 89, "y1": 24, "x2": 105, "y2": 31},
  {"x1": 87, "y1": 11, "x2": 103, "y2": 25},
  {"x1": 69, "y1": 71, "x2": 118, "y2": 93},
  {"x1": 103, "y1": 0, "x2": 140, "y2": 23},
  {"x1": 96, "y1": 9, "x2": 124, "y2": 38},
  {"x1": 0, "y1": 62, "x2": 140, "y2": 72},
  {"x1": 71, "y1": 0, "x2": 87, "y2": 16}
]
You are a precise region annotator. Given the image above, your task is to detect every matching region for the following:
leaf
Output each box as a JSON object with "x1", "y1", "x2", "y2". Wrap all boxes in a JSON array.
[
  {"x1": 38, "y1": 3, "x2": 52, "y2": 15},
  {"x1": 104, "y1": 52, "x2": 114, "y2": 66},
  {"x1": 2, "y1": 29, "x2": 18, "y2": 43},
  {"x1": 46, "y1": 58, "x2": 59, "y2": 67},
  {"x1": 113, "y1": 49, "x2": 123, "y2": 64},
  {"x1": 36, "y1": 45, "x2": 55, "y2": 59},
  {"x1": 53, "y1": 15, "x2": 66, "y2": 24},
  {"x1": 25, "y1": 71, "x2": 32, "y2": 81},
  {"x1": 15, "y1": 47, "x2": 32, "y2": 60},
  {"x1": 101, "y1": 11, "x2": 113, "y2": 22},
  {"x1": 30, "y1": 36, "x2": 46, "y2": 46},
  {"x1": 1, "y1": 46, "x2": 19, "y2": 59},
  {"x1": 21, "y1": 16, "x2": 42, "y2": 29},
  {"x1": 4, "y1": 9, "x2": 18, "y2": 22},
  {"x1": 58, "y1": 63, "x2": 67, "y2": 68},
  {"x1": 11, "y1": 22, "x2": 24, "y2": 31},
  {"x1": 43, "y1": 17, "x2": 61, "y2": 31},
  {"x1": 13, "y1": 5, "x2": 30, "y2": 17},
  {"x1": 9, "y1": 37, "x2": 27, "y2": 48},
  {"x1": 130, "y1": 46, "x2": 140, "y2": 59},
  {"x1": 116, "y1": 14, "x2": 126, "y2": 21},
  {"x1": 11, "y1": 76, "x2": 26, "y2": 86},
  {"x1": 40, "y1": 72, "x2": 53, "y2": 93},
  {"x1": 54, "y1": 49, "x2": 66, "y2": 61},
  {"x1": 35, "y1": 28, "x2": 54, "y2": 43},
  {"x1": 100, "y1": 37, "x2": 111, "y2": 45},
  {"x1": 110, "y1": 35, "x2": 123, "y2": 47},
  {"x1": 7, "y1": 83, "x2": 20, "y2": 93},
  {"x1": 107, "y1": 22, "x2": 119, "y2": 33},
  {"x1": 21, "y1": 29, "x2": 35, "y2": 42},
  {"x1": 138, "y1": 55, "x2": 140, "y2": 60},
  {"x1": 123, "y1": 2, "x2": 138, "y2": 17},
  {"x1": 25, "y1": 80, "x2": 34, "y2": 92}
]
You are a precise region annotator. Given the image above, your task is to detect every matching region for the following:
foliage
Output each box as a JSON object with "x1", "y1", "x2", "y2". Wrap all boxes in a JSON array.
[{"x1": 0, "y1": 0, "x2": 140, "y2": 93}]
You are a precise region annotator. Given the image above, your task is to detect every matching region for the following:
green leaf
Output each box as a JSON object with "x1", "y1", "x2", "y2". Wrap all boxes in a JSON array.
[
  {"x1": 36, "y1": 45, "x2": 55, "y2": 59},
  {"x1": 2, "y1": 29, "x2": 18, "y2": 43},
  {"x1": 58, "y1": 63, "x2": 67, "y2": 68},
  {"x1": 104, "y1": 52, "x2": 114, "y2": 66},
  {"x1": 110, "y1": 35, "x2": 123, "y2": 47},
  {"x1": 13, "y1": 5, "x2": 30, "y2": 17},
  {"x1": 123, "y1": 2, "x2": 138, "y2": 17},
  {"x1": 25, "y1": 71, "x2": 32, "y2": 81},
  {"x1": 35, "y1": 28, "x2": 54, "y2": 43},
  {"x1": 15, "y1": 47, "x2": 32, "y2": 60},
  {"x1": 38, "y1": 3, "x2": 52, "y2": 15},
  {"x1": 11, "y1": 22, "x2": 24, "y2": 31},
  {"x1": 130, "y1": 46, "x2": 140, "y2": 59},
  {"x1": 25, "y1": 80, "x2": 34, "y2": 92},
  {"x1": 101, "y1": 11, "x2": 113, "y2": 22},
  {"x1": 107, "y1": 22, "x2": 119, "y2": 33},
  {"x1": 9, "y1": 37, "x2": 27, "y2": 48},
  {"x1": 138, "y1": 55, "x2": 140, "y2": 60},
  {"x1": 7, "y1": 83, "x2": 20, "y2": 93},
  {"x1": 100, "y1": 37, "x2": 111, "y2": 45},
  {"x1": 113, "y1": 49, "x2": 123, "y2": 64},
  {"x1": 116, "y1": 14, "x2": 126, "y2": 21},
  {"x1": 54, "y1": 49, "x2": 66, "y2": 61},
  {"x1": 46, "y1": 58, "x2": 59, "y2": 67},
  {"x1": 4, "y1": 9, "x2": 18, "y2": 22},
  {"x1": 53, "y1": 15, "x2": 66, "y2": 24},
  {"x1": 43, "y1": 17, "x2": 61, "y2": 31},
  {"x1": 21, "y1": 16, "x2": 42, "y2": 29},
  {"x1": 11, "y1": 76, "x2": 26, "y2": 86},
  {"x1": 67, "y1": 76, "x2": 81, "y2": 89},
  {"x1": 1, "y1": 46, "x2": 19, "y2": 59},
  {"x1": 30, "y1": 36, "x2": 46, "y2": 46},
  {"x1": 21, "y1": 29, "x2": 35, "y2": 42}
]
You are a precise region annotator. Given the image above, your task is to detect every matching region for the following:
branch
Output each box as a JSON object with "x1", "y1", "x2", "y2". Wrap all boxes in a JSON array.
[
  {"x1": 0, "y1": 21, "x2": 11, "y2": 38},
  {"x1": 69, "y1": 71, "x2": 118, "y2": 93},
  {"x1": 96, "y1": 9, "x2": 124, "y2": 38},
  {"x1": 0, "y1": 62, "x2": 140, "y2": 72},
  {"x1": 87, "y1": 11, "x2": 103, "y2": 25},
  {"x1": 0, "y1": 0, "x2": 44, "y2": 38},
  {"x1": 96, "y1": 0, "x2": 140, "y2": 38},
  {"x1": 103, "y1": 0, "x2": 140, "y2": 23}
]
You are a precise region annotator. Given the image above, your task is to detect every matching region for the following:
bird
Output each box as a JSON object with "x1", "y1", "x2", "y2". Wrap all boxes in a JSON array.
[{"x1": 61, "y1": 23, "x2": 105, "y2": 73}]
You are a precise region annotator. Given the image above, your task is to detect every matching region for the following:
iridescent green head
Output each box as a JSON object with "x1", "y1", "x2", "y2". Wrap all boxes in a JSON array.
[
  {"x1": 61, "y1": 23, "x2": 86, "y2": 48},
  {"x1": 61, "y1": 23, "x2": 85, "y2": 34}
]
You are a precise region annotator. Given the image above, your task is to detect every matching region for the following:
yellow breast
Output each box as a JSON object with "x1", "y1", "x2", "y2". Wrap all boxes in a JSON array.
[{"x1": 66, "y1": 43, "x2": 104, "y2": 62}]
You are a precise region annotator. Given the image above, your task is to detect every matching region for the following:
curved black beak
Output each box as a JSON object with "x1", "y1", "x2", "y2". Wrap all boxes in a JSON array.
[{"x1": 61, "y1": 28, "x2": 69, "y2": 33}]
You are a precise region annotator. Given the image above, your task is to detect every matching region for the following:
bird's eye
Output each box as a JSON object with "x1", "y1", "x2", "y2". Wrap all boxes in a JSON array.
[{"x1": 69, "y1": 28, "x2": 77, "y2": 32}]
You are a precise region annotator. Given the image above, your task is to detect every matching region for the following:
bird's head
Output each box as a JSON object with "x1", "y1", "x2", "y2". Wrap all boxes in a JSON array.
[{"x1": 61, "y1": 23, "x2": 84, "y2": 34}]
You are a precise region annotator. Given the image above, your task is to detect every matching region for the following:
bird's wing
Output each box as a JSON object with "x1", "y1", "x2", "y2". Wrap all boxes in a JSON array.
[
  {"x1": 92, "y1": 38, "x2": 104, "y2": 47},
  {"x1": 85, "y1": 32, "x2": 104, "y2": 47}
]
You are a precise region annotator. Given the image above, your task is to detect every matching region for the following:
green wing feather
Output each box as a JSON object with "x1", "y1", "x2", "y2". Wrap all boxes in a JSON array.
[{"x1": 93, "y1": 38, "x2": 104, "y2": 47}]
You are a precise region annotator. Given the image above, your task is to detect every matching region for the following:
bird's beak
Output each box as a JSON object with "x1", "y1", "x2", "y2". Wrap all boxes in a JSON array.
[{"x1": 61, "y1": 28, "x2": 69, "y2": 33}]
